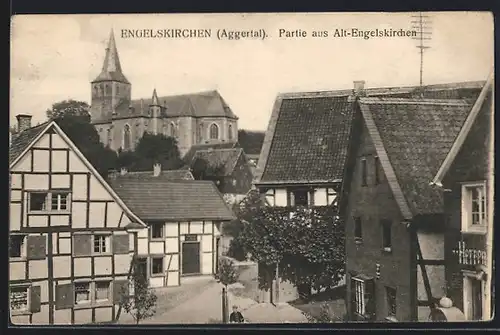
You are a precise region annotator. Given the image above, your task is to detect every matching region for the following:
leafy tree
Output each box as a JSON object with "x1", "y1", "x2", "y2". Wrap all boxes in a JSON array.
[
  {"x1": 46, "y1": 100, "x2": 117, "y2": 178},
  {"x1": 46, "y1": 99, "x2": 91, "y2": 120},
  {"x1": 233, "y1": 198, "x2": 345, "y2": 298},
  {"x1": 237, "y1": 129, "x2": 265, "y2": 155},
  {"x1": 214, "y1": 257, "x2": 240, "y2": 323},
  {"x1": 301, "y1": 303, "x2": 338, "y2": 323},
  {"x1": 119, "y1": 260, "x2": 158, "y2": 325},
  {"x1": 123, "y1": 132, "x2": 184, "y2": 171}
]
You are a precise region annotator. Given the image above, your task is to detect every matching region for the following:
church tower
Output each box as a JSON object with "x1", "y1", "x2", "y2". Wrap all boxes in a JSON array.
[{"x1": 90, "y1": 29, "x2": 131, "y2": 124}]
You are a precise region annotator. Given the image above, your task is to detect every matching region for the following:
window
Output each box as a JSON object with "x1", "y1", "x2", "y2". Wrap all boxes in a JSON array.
[
  {"x1": 123, "y1": 124, "x2": 131, "y2": 151},
  {"x1": 151, "y1": 223, "x2": 164, "y2": 239},
  {"x1": 51, "y1": 192, "x2": 69, "y2": 211},
  {"x1": 351, "y1": 275, "x2": 375, "y2": 320},
  {"x1": 93, "y1": 234, "x2": 110, "y2": 254},
  {"x1": 291, "y1": 189, "x2": 309, "y2": 207},
  {"x1": 209, "y1": 123, "x2": 219, "y2": 140},
  {"x1": 74, "y1": 282, "x2": 91, "y2": 305},
  {"x1": 29, "y1": 192, "x2": 48, "y2": 211},
  {"x1": 381, "y1": 220, "x2": 392, "y2": 252},
  {"x1": 352, "y1": 277, "x2": 365, "y2": 315},
  {"x1": 10, "y1": 234, "x2": 26, "y2": 258},
  {"x1": 386, "y1": 287, "x2": 397, "y2": 317},
  {"x1": 374, "y1": 156, "x2": 380, "y2": 185},
  {"x1": 170, "y1": 122, "x2": 177, "y2": 138},
  {"x1": 107, "y1": 129, "x2": 112, "y2": 147},
  {"x1": 10, "y1": 286, "x2": 29, "y2": 312},
  {"x1": 151, "y1": 257, "x2": 164, "y2": 275},
  {"x1": 197, "y1": 124, "x2": 203, "y2": 143},
  {"x1": 94, "y1": 281, "x2": 111, "y2": 302},
  {"x1": 354, "y1": 217, "x2": 362, "y2": 241},
  {"x1": 228, "y1": 124, "x2": 233, "y2": 140},
  {"x1": 462, "y1": 182, "x2": 487, "y2": 233},
  {"x1": 265, "y1": 189, "x2": 275, "y2": 207},
  {"x1": 361, "y1": 158, "x2": 367, "y2": 186}
]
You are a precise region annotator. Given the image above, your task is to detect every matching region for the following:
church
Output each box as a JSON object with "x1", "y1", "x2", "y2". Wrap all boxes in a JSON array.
[{"x1": 89, "y1": 30, "x2": 239, "y2": 156}]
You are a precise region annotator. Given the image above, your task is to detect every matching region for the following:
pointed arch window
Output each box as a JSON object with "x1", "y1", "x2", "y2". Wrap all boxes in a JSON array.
[
  {"x1": 228, "y1": 124, "x2": 233, "y2": 140},
  {"x1": 107, "y1": 129, "x2": 112, "y2": 147},
  {"x1": 94, "y1": 85, "x2": 99, "y2": 96},
  {"x1": 197, "y1": 124, "x2": 203, "y2": 143},
  {"x1": 210, "y1": 123, "x2": 219, "y2": 140},
  {"x1": 123, "y1": 124, "x2": 131, "y2": 151},
  {"x1": 170, "y1": 122, "x2": 177, "y2": 138}
]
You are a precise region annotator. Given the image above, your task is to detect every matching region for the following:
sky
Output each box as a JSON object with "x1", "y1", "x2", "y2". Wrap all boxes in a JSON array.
[{"x1": 10, "y1": 12, "x2": 493, "y2": 131}]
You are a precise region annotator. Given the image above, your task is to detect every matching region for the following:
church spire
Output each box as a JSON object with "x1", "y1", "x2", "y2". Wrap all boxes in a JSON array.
[
  {"x1": 92, "y1": 29, "x2": 129, "y2": 84},
  {"x1": 151, "y1": 88, "x2": 160, "y2": 106}
]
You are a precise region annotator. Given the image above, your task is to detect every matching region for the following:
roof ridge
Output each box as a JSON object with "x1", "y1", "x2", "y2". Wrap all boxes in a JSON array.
[{"x1": 359, "y1": 97, "x2": 473, "y2": 106}]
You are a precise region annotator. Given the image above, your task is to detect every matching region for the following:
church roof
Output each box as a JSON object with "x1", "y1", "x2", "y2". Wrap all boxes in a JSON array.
[
  {"x1": 123, "y1": 90, "x2": 238, "y2": 119},
  {"x1": 92, "y1": 29, "x2": 130, "y2": 84}
]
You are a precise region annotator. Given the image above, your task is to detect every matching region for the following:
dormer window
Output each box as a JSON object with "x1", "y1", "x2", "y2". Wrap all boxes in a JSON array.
[{"x1": 461, "y1": 182, "x2": 487, "y2": 234}]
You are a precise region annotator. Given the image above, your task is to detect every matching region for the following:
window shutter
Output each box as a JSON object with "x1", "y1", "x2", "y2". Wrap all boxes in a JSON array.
[
  {"x1": 113, "y1": 279, "x2": 129, "y2": 304},
  {"x1": 113, "y1": 234, "x2": 130, "y2": 254},
  {"x1": 55, "y1": 283, "x2": 74, "y2": 310},
  {"x1": 73, "y1": 234, "x2": 92, "y2": 256},
  {"x1": 27, "y1": 235, "x2": 47, "y2": 260},
  {"x1": 30, "y1": 285, "x2": 41, "y2": 313},
  {"x1": 364, "y1": 278, "x2": 376, "y2": 320}
]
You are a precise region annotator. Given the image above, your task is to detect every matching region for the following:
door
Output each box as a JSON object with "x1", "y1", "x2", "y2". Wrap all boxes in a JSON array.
[
  {"x1": 470, "y1": 278, "x2": 483, "y2": 320},
  {"x1": 182, "y1": 242, "x2": 201, "y2": 275},
  {"x1": 135, "y1": 258, "x2": 148, "y2": 280}
]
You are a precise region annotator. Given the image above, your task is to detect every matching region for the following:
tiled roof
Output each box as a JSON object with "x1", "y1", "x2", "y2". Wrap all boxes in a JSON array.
[
  {"x1": 9, "y1": 122, "x2": 50, "y2": 165},
  {"x1": 190, "y1": 148, "x2": 243, "y2": 176},
  {"x1": 238, "y1": 130, "x2": 265, "y2": 155},
  {"x1": 114, "y1": 90, "x2": 238, "y2": 120},
  {"x1": 359, "y1": 98, "x2": 473, "y2": 215},
  {"x1": 109, "y1": 179, "x2": 235, "y2": 221},
  {"x1": 182, "y1": 142, "x2": 238, "y2": 164},
  {"x1": 259, "y1": 96, "x2": 355, "y2": 184},
  {"x1": 110, "y1": 169, "x2": 195, "y2": 181}
]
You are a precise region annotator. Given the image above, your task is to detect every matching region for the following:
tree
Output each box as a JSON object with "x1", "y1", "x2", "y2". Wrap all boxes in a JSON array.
[
  {"x1": 119, "y1": 260, "x2": 158, "y2": 325},
  {"x1": 125, "y1": 132, "x2": 184, "y2": 171},
  {"x1": 46, "y1": 99, "x2": 90, "y2": 120},
  {"x1": 233, "y1": 200, "x2": 345, "y2": 299},
  {"x1": 214, "y1": 257, "x2": 240, "y2": 323},
  {"x1": 46, "y1": 100, "x2": 117, "y2": 178}
]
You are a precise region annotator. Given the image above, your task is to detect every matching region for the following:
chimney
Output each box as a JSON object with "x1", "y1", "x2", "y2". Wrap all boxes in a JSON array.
[
  {"x1": 120, "y1": 167, "x2": 128, "y2": 176},
  {"x1": 16, "y1": 114, "x2": 32, "y2": 132},
  {"x1": 153, "y1": 163, "x2": 161, "y2": 177},
  {"x1": 353, "y1": 80, "x2": 366, "y2": 96}
]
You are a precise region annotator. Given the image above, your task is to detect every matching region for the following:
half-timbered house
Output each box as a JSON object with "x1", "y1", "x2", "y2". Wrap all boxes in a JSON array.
[
  {"x1": 431, "y1": 74, "x2": 493, "y2": 321},
  {"x1": 9, "y1": 116, "x2": 147, "y2": 325},
  {"x1": 344, "y1": 82, "x2": 486, "y2": 322},
  {"x1": 109, "y1": 176, "x2": 235, "y2": 288}
]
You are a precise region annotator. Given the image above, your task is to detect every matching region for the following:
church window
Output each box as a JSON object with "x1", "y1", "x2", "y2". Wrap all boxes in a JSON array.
[
  {"x1": 170, "y1": 122, "x2": 177, "y2": 138},
  {"x1": 210, "y1": 123, "x2": 219, "y2": 140},
  {"x1": 107, "y1": 129, "x2": 112, "y2": 147},
  {"x1": 94, "y1": 85, "x2": 98, "y2": 96},
  {"x1": 123, "y1": 124, "x2": 131, "y2": 151},
  {"x1": 105, "y1": 84, "x2": 110, "y2": 95},
  {"x1": 116, "y1": 85, "x2": 120, "y2": 95},
  {"x1": 197, "y1": 124, "x2": 203, "y2": 143},
  {"x1": 228, "y1": 124, "x2": 233, "y2": 140}
]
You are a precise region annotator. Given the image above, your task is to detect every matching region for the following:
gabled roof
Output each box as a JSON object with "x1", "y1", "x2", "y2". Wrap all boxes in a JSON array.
[
  {"x1": 257, "y1": 95, "x2": 355, "y2": 185},
  {"x1": 113, "y1": 90, "x2": 238, "y2": 120},
  {"x1": 109, "y1": 179, "x2": 236, "y2": 221},
  {"x1": 190, "y1": 148, "x2": 244, "y2": 176},
  {"x1": 359, "y1": 97, "x2": 474, "y2": 218},
  {"x1": 182, "y1": 141, "x2": 238, "y2": 163},
  {"x1": 256, "y1": 80, "x2": 484, "y2": 186},
  {"x1": 9, "y1": 121, "x2": 49, "y2": 164},
  {"x1": 9, "y1": 121, "x2": 147, "y2": 228},
  {"x1": 110, "y1": 169, "x2": 195, "y2": 181},
  {"x1": 431, "y1": 73, "x2": 494, "y2": 186}
]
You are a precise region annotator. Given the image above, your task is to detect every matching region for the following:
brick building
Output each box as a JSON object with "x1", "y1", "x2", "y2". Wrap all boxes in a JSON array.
[
  {"x1": 431, "y1": 74, "x2": 493, "y2": 321},
  {"x1": 344, "y1": 82, "x2": 487, "y2": 322}
]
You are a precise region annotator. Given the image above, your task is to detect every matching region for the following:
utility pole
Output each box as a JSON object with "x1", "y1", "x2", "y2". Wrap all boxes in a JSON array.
[{"x1": 411, "y1": 12, "x2": 432, "y2": 87}]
